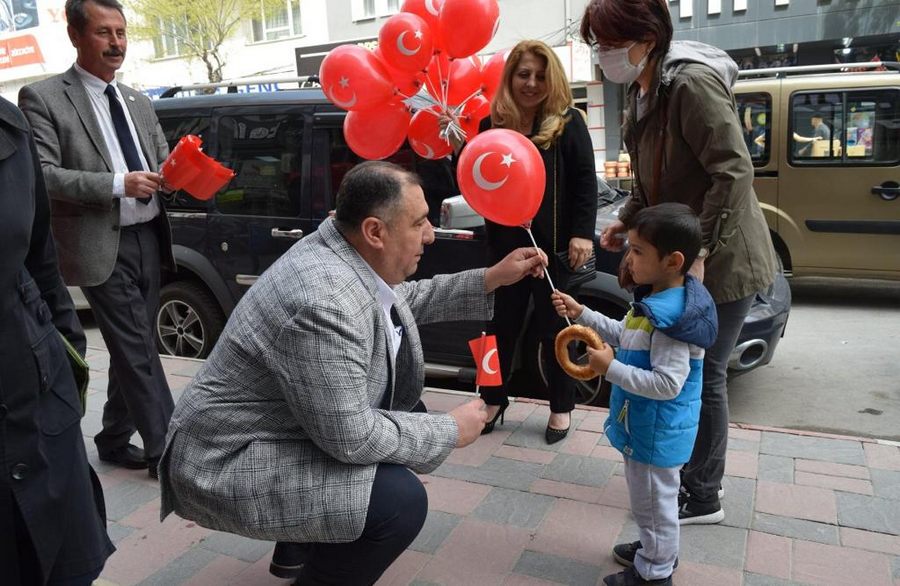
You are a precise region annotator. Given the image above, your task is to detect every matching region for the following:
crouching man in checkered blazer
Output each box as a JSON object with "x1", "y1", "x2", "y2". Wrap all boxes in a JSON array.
[{"x1": 158, "y1": 161, "x2": 548, "y2": 585}]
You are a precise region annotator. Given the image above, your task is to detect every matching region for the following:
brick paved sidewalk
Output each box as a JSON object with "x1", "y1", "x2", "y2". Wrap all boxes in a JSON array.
[{"x1": 80, "y1": 347, "x2": 900, "y2": 586}]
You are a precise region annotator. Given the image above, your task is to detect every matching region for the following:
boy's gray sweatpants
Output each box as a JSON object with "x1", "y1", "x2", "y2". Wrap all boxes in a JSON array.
[{"x1": 624, "y1": 457, "x2": 680, "y2": 580}]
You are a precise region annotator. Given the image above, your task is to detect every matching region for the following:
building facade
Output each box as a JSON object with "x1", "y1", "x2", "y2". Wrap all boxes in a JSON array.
[{"x1": 0, "y1": 0, "x2": 895, "y2": 164}]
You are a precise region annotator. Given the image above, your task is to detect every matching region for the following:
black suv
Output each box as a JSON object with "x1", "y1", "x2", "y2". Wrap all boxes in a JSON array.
[{"x1": 152, "y1": 85, "x2": 790, "y2": 406}]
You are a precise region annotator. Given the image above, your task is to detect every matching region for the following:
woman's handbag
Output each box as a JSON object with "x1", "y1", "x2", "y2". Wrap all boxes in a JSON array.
[
  {"x1": 618, "y1": 93, "x2": 669, "y2": 291},
  {"x1": 59, "y1": 332, "x2": 89, "y2": 415},
  {"x1": 555, "y1": 249, "x2": 597, "y2": 290}
]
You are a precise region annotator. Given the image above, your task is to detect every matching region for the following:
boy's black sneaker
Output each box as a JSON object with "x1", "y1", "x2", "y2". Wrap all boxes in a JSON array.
[
  {"x1": 678, "y1": 495, "x2": 725, "y2": 525},
  {"x1": 612, "y1": 541, "x2": 678, "y2": 569},
  {"x1": 603, "y1": 566, "x2": 672, "y2": 585}
]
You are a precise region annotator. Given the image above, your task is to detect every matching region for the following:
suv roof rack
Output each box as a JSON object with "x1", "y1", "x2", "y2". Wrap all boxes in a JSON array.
[
  {"x1": 738, "y1": 61, "x2": 900, "y2": 79},
  {"x1": 160, "y1": 75, "x2": 320, "y2": 99}
]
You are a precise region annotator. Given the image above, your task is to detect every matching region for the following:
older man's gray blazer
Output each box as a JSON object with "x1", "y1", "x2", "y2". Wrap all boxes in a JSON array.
[
  {"x1": 159, "y1": 218, "x2": 493, "y2": 542},
  {"x1": 18, "y1": 66, "x2": 174, "y2": 287}
]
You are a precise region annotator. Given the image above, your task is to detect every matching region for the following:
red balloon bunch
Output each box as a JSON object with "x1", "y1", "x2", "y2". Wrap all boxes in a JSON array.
[{"x1": 319, "y1": 0, "x2": 506, "y2": 161}]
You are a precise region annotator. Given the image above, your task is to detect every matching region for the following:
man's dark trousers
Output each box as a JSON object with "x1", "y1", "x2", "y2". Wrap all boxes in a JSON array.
[{"x1": 83, "y1": 220, "x2": 174, "y2": 460}]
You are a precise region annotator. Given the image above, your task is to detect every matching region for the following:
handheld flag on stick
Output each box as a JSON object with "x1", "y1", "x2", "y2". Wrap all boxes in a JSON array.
[{"x1": 468, "y1": 332, "x2": 502, "y2": 395}]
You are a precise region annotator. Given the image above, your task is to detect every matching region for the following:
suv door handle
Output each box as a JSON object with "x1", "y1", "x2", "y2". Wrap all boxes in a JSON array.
[
  {"x1": 871, "y1": 183, "x2": 899, "y2": 201},
  {"x1": 271, "y1": 228, "x2": 305, "y2": 239}
]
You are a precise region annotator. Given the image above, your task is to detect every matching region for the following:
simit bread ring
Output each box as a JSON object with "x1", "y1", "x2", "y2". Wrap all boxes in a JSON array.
[{"x1": 555, "y1": 324, "x2": 606, "y2": 380}]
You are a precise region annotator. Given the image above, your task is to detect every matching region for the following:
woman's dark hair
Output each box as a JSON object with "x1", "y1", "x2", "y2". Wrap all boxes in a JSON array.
[
  {"x1": 66, "y1": 0, "x2": 126, "y2": 33},
  {"x1": 626, "y1": 203, "x2": 701, "y2": 274},
  {"x1": 334, "y1": 161, "x2": 421, "y2": 232},
  {"x1": 580, "y1": 0, "x2": 673, "y2": 61}
]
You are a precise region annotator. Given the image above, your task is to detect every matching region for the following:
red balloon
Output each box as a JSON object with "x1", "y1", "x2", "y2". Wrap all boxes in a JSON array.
[
  {"x1": 439, "y1": 0, "x2": 500, "y2": 59},
  {"x1": 374, "y1": 47, "x2": 426, "y2": 97},
  {"x1": 459, "y1": 94, "x2": 491, "y2": 139},
  {"x1": 457, "y1": 129, "x2": 545, "y2": 226},
  {"x1": 319, "y1": 45, "x2": 394, "y2": 111},
  {"x1": 425, "y1": 55, "x2": 482, "y2": 107},
  {"x1": 344, "y1": 101, "x2": 412, "y2": 160},
  {"x1": 447, "y1": 56, "x2": 482, "y2": 106},
  {"x1": 401, "y1": 0, "x2": 444, "y2": 50},
  {"x1": 408, "y1": 108, "x2": 453, "y2": 159},
  {"x1": 378, "y1": 12, "x2": 434, "y2": 73},
  {"x1": 480, "y1": 49, "x2": 508, "y2": 102}
]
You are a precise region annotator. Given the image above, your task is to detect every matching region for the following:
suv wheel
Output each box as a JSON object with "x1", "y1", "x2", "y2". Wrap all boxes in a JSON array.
[
  {"x1": 536, "y1": 339, "x2": 612, "y2": 407},
  {"x1": 156, "y1": 281, "x2": 225, "y2": 359}
]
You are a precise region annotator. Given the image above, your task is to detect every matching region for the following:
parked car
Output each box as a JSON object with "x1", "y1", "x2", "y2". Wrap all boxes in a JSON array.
[
  {"x1": 70, "y1": 79, "x2": 790, "y2": 406},
  {"x1": 733, "y1": 61, "x2": 900, "y2": 280}
]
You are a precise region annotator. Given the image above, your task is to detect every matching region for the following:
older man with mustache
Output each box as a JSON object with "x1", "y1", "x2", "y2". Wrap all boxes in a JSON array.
[{"x1": 19, "y1": 0, "x2": 176, "y2": 480}]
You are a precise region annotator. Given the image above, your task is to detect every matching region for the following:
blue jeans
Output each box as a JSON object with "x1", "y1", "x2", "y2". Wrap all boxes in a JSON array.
[{"x1": 681, "y1": 294, "x2": 755, "y2": 503}]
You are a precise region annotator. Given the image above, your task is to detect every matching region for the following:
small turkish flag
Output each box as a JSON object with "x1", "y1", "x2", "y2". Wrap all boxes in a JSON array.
[{"x1": 468, "y1": 333, "x2": 502, "y2": 387}]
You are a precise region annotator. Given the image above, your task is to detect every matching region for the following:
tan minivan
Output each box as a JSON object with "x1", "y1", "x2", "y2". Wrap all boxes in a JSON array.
[{"x1": 734, "y1": 62, "x2": 899, "y2": 280}]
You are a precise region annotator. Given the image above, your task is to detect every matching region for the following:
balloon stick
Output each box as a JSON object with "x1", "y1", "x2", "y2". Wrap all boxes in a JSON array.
[
  {"x1": 524, "y1": 227, "x2": 571, "y2": 327},
  {"x1": 475, "y1": 330, "x2": 486, "y2": 398}
]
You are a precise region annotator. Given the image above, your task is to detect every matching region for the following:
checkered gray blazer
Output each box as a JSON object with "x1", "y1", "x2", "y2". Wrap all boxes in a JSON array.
[{"x1": 159, "y1": 218, "x2": 492, "y2": 542}]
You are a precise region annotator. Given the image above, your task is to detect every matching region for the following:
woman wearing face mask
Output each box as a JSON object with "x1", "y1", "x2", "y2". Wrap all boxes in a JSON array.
[
  {"x1": 475, "y1": 40, "x2": 598, "y2": 444},
  {"x1": 580, "y1": 1, "x2": 776, "y2": 582}
]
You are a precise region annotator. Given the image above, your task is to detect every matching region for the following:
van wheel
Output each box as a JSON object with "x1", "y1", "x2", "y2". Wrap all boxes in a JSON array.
[
  {"x1": 536, "y1": 339, "x2": 612, "y2": 407},
  {"x1": 156, "y1": 282, "x2": 225, "y2": 359}
]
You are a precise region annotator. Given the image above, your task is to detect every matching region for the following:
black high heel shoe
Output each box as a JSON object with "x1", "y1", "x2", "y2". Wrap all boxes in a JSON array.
[
  {"x1": 545, "y1": 412, "x2": 571, "y2": 444},
  {"x1": 481, "y1": 401, "x2": 509, "y2": 435}
]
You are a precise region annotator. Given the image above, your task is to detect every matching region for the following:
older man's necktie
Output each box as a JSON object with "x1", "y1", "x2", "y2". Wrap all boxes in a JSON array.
[{"x1": 104, "y1": 84, "x2": 150, "y2": 205}]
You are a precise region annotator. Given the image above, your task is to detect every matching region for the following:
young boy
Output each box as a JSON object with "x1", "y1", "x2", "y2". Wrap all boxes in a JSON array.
[{"x1": 552, "y1": 203, "x2": 718, "y2": 586}]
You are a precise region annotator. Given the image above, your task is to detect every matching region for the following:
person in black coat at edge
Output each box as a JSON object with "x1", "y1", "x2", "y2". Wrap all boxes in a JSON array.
[
  {"x1": 0, "y1": 96, "x2": 114, "y2": 584},
  {"x1": 476, "y1": 39, "x2": 598, "y2": 443}
]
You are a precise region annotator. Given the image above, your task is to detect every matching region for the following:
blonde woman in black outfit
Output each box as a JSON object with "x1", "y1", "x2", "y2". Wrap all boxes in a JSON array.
[{"x1": 476, "y1": 40, "x2": 598, "y2": 443}]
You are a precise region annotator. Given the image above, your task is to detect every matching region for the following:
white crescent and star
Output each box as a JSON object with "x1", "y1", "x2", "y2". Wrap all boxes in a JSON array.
[
  {"x1": 329, "y1": 76, "x2": 357, "y2": 108},
  {"x1": 425, "y1": 0, "x2": 439, "y2": 16},
  {"x1": 422, "y1": 143, "x2": 435, "y2": 159},
  {"x1": 481, "y1": 348, "x2": 498, "y2": 374},
  {"x1": 396, "y1": 30, "x2": 421, "y2": 56},
  {"x1": 472, "y1": 151, "x2": 514, "y2": 191}
]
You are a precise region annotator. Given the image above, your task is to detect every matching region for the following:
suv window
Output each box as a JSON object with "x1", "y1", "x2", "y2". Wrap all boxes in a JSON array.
[
  {"x1": 790, "y1": 89, "x2": 900, "y2": 165},
  {"x1": 216, "y1": 113, "x2": 303, "y2": 216},
  {"x1": 736, "y1": 92, "x2": 771, "y2": 166},
  {"x1": 309, "y1": 123, "x2": 451, "y2": 223}
]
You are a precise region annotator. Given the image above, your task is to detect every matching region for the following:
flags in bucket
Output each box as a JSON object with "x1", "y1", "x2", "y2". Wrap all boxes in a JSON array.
[{"x1": 468, "y1": 332, "x2": 502, "y2": 387}]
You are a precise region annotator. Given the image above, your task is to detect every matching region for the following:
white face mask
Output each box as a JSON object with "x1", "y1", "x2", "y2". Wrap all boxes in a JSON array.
[{"x1": 597, "y1": 42, "x2": 649, "y2": 85}]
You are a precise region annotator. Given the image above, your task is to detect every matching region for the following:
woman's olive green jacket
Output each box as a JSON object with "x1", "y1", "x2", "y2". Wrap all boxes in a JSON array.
[{"x1": 618, "y1": 40, "x2": 777, "y2": 304}]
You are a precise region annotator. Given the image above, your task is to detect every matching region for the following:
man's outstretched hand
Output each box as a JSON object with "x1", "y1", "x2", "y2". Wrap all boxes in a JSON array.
[{"x1": 484, "y1": 247, "x2": 548, "y2": 293}]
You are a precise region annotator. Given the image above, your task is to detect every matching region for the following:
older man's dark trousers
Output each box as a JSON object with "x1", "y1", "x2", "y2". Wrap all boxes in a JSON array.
[
  {"x1": 290, "y1": 463, "x2": 428, "y2": 585},
  {"x1": 82, "y1": 221, "x2": 174, "y2": 460}
]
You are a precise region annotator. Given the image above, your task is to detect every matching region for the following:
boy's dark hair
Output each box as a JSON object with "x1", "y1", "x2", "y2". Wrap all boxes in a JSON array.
[
  {"x1": 625, "y1": 203, "x2": 702, "y2": 274},
  {"x1": 66, "y1": 0, "x2": 126, "y2": 33},
  {"x1": 334, "y1": 161, "x2": 421, "y2": 233}
]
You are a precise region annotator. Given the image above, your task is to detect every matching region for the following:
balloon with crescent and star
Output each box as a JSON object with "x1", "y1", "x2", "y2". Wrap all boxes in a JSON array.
[
  {"x1": 457, "y1": 129, "x2": 545, "y2": 226},
  {"x1": 378, "y1": 12, "x2": 434, "y2": 73}
]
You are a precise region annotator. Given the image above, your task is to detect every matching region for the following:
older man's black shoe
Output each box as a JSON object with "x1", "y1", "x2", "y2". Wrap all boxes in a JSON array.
[
  {"x1": 270, "y1": 542, "x2": 309, "y2": 579},
  {"x1": 98, "y1": 444, "x2": 148, "y2": 469}
]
